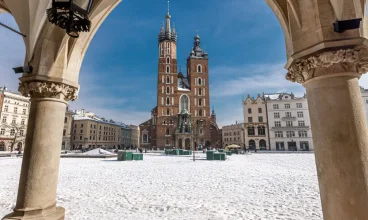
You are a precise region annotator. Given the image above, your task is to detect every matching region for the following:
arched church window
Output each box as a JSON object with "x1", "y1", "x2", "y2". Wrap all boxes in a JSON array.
[
  {"x1": 143, "y1": 134, "x2": 148, "y2": 143},
  {"x1": 180, "y1": 95, "x2": 189, "y2": 112},
  {"x1": 167, "y1": 108, "x2": 170, "y2": 115},
  {"x1": 166, "y1": 97, "x2": 170, "y2": 105},
  {"x1": 160, "y1": 44, "x2": 164, "y2": 56},
  {"x1": 199, "y1": 88, "x2": 202, "y2": 96},
  {"x1": 166, "y1": 76, "x2": 170, "y2": 84},
  {"x1": 199, "y1": 98, "x2": 202, "y2": 106},
  {"x1": 199, "y1": 109, "x2": 203, "y2": 116},
  {"x1": 197, "y1": 65, "x2": 202, "y2": 73},
  {"x1": 167, "y1": 57, "x2": 170, "y2": 64},
  {"x1": 198, "y1": 78, "x2": 202, "y2": 85},
  {"x1": 166, "y1": 66, "x2": 170, "y2": 73},
  {"x1": 166, "y1": 87, "x2": 170, "y2": 94},
  {"x1": 167, "y1": 42, "x2": 170, "y2": 54}
]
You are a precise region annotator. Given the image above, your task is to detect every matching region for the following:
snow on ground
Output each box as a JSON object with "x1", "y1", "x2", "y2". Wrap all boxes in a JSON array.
[{"x1": 0, "y1": 154, "x2": 322, "y2": 220}]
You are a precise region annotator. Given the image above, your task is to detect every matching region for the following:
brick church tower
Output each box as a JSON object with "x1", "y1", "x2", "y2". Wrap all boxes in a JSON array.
[{"x1": 139, "y1": 1, "x2": 221, "y2": 150}]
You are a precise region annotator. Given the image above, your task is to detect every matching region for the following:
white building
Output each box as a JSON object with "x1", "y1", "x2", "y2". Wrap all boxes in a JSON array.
[
  {"x1": 360, "y1": 87, "x2": 368, "y2": 127},
  {"x1": 222, "y1": 122, "x2": 244, "y2": 148},
  {"x1": 265, "y1": 93, "x2": 313, "y2": 151},
  {"x1": 242, "y1": 94, "x2": 269, "y2": 150},
  {"x1": 0, "y1": 87, "x2": 30, "y2": 151}
]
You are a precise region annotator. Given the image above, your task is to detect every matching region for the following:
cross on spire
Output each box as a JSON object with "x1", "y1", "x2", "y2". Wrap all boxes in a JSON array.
[{"x1": 167, "y1": 0, "x2": 170, "y2": 15}]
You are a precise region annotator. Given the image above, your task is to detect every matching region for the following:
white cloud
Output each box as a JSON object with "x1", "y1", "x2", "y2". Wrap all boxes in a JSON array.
[{"x1": 211, "y1": 62, "x2": 304, "y2": 97}]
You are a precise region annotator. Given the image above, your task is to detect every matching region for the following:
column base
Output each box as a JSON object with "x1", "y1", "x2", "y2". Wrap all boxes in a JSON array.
[{"x1": 2, "y1": 206, "x2": 65, "y2": 220}]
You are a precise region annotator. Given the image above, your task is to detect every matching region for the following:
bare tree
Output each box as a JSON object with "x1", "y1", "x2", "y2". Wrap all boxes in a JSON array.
[{"x1": 2, "y1": 124, "x2": 26, "y2": 152}]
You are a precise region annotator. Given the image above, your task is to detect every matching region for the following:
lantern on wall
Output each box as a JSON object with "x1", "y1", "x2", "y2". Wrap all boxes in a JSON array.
[{"x1": 46, "y1": 0, "x2": 93, "y2": 38}]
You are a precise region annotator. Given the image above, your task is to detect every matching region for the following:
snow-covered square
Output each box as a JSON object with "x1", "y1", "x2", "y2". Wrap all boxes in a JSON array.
[{"x1": 0, "y1": 154, "x2": 322, "y2": 220}]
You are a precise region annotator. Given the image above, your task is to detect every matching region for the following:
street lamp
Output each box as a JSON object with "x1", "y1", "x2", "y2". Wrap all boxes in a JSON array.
[{"x1": 46, "y1": 0, "x2": 93, "y2": 38}]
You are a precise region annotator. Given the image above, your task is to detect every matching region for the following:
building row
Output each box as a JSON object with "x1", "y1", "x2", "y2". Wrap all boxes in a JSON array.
[
  {"x1": 223, "y1": 93, "x2": 313, "y2": 151},
  {"x1": 0, "y1": 86, "x2": 139, "y2": 152},
  {"x1": 62, "y1": 109, "x2": 140, "y2": 151},
  {"x1": 223, "y1": 87, "x2": 368, "y2": 151}
]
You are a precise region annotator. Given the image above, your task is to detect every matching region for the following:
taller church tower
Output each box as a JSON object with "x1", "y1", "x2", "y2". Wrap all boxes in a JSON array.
[{"x1": 156, "y1": 1, "x2": 178, "y2": 147}]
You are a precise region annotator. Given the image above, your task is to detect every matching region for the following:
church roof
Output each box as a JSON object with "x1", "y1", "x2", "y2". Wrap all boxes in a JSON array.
[{"x1": 177, "y1": 77, "x2": 190, "y2": 91}]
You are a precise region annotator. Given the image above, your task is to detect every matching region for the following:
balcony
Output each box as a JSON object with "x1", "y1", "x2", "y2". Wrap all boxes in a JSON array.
[
  {"x1": 282, "y1": 117, "x2": 296, "y2": 121},
  {"x1": 271, "y1": 125, "x2": 310, "y2": 130}
]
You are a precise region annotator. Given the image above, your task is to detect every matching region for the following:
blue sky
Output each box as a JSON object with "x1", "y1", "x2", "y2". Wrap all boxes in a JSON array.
[{"x1": 1, "y1": 0, "x2": 368, "y2": 127}]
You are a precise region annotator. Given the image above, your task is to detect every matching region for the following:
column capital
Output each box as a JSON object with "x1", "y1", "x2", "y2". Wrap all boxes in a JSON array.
[
  {"x1": 286, "y1": 46, "x2": 368, "y2": 84},
  {"x1": 18, "y1": 81, "x2": 79, "y2": 102}
]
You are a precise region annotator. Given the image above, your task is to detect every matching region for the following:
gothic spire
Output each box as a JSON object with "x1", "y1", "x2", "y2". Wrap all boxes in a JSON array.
[{"x1": 158, "y1": 0, "x2": 177, "y2": 43}]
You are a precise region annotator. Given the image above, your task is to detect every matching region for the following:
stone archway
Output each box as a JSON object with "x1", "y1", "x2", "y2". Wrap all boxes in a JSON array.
[
  {"x1": 259, "y1": 139, "x2": 266, "y2": 150},
  {"x1": 185, "y1": 138, "x2": 191, "y2": 150},
  {"x1": 249, "y1": 140, "x2": 256, "y2": 150},
  {"x1": 0, "y1": 142, "x2": 5, "y2": 151},
  {"x1": 0, "y1": 1, "x2": 123, "y2": 219}
]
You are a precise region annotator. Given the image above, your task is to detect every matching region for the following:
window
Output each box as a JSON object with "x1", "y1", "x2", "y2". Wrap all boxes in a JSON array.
[
  {"x1": 298, "y1": 131, "x2": 308, "y2": 137},
  {"x1": 81, "y1": 124, "x2": 84, "y2": 128},
  {"x1": 23, "y1": 109, "x2": 26, "y2": 115},
  {"x1": 180, "y1": 95, "x2": 189, "y2": 112},
  {"x1": 285, "y1": 104, "x2": 290, "y2": 109},
  {"x1": 198, "y1": 78, "x2": 202, "y2": 85},
  {"x1": 167, "y1": 108, "x2": 170, "y2": 116},
  {"x1": 12, "y1": 118, "x2": 16, "y2": 124},
  {"x1": 198, "y1": 88, "x2": 202, "y2": 96},
  {"x1": 200, "y1": 129, "x2": 203, "y2": 134},
  {"x1": 143, "y1": 134, "x2": 148, "y2": 143},
  {"x1": 286, "y1": 131, "x2": 295, "y2": 138},
  {"x1": 274, "y1": 113, "x2": 280, "y2": 118},
  {"x1": 275, "y1": 131, "x2": 283, "y2": 138},
  {"x1": 273, "y1": 104, "x2": 279, "y2": 109},
  {"x1": 248, "y1": 127, "x2": 255, "y2": 136},
  {"x1": 297, "y1": 112, "x2": 304, "y2": 118},
  {"x1": 166, "y1": 75, "x2": 170, "y2": 83},
  {"x1": 258, "y1": 108, "x2": 262, "y2": 113},
  {"x1": 248, "y1": 108, "x2": 252, "y2": 114},
  {"x1": 297, "y1": 103, "x2": 303, "y2": 108},
  {"x1": 14, "y1": 107, "x2": 17, "y2": 113},
  {"x1": 258, "y1": 116, "x2": 263, "y2": 122},
  {"x1": 248, "y1": 117, "x2": 253, "y2": 123},
  {"x1": 166, "y1": 87, "x2": 170, "y2": 94},
  {"x1": 90, "y1": 124, "x2": 92, "y2": 128},
  {"x1": 64, "y1": 117, "x2": 67, "y2": 123},
  {"x1": 286, "y1": 121, "x2": 293, "y2": 127},
  {"x1": 199, "y1": 98, "x2": 202, "y2": 106},
  {"x1": 167, "y1": 57, "x2": 170, "y2": 64},
  {"x1": 0, "y1": 129, "x2": 5, "y2": 135},
  {"x1": 21, "y1": 119, "x2": 25, "y2": 125},
  {"x1": 197, "y1": 65, "x2": 202, "y2": 73},
  {"x1": 166, "y1": 128, "x2": 170, "y2": 136},
  {"x1": 63, "y1": 129, "x2": 66, "y2": 136},
  {"x1": 163, "y1": 120, "x2": 167, "y2": 125},
  {"x1": 199, "y1": 109, "x2": 203, "y2": 116},
  {"x1": 2, "y1": 116, "x2": 7, "y2": 123},
  {"x1": 167, "y1": 42, "x2": 170, "y2": 54},
  {"x1": 285, "y1": 112, "x2": 292, "y2": 117},
  {"x1": 275, "y1": 121, "x2": 281, "y2": 127},
  {"x1": 80, "y1": 130, "x2": 83, "y2": 133},
  {"x1": 298, "y1": 121, "x2": 305, "y2": 127},
  {"x1": 4, "y1": 105, "x2": 8, "y2": 112},
  {"x1": 10, "y1": 129, "x2": 15, "y2": 136},
  {"x1": 258, "y1": 126, "x2": 265, "y2": 135},
  {"x1": 166, "y1": 97, "x2": 170, "y2": 105}
]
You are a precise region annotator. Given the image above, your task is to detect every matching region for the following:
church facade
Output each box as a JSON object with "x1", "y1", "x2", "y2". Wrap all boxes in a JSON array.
[{"x1": 139, "y1": 5, "x2": 220, "y2": 150}]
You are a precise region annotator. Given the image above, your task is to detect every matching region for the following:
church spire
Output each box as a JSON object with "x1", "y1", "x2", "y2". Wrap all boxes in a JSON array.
[{"x1": 158, "y1": 0, "x2": 177, "y2": 43}]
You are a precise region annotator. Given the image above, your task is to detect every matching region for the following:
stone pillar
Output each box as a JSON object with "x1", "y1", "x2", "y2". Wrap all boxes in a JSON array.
[
  {"x1": 3, "y1": 81, "x2": 78, "y2": 220},
  {"x1": 287, "y1": 47, "x2": 368, "y2": 220}
]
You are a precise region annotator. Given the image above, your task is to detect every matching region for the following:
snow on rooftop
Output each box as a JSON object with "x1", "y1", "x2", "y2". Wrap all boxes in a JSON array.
[{"x1": 0, "y1": 154, "x2": 322, "y2": 220}]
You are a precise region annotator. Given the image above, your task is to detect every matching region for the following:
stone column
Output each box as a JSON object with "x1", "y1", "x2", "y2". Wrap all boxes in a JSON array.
[
  {"x1": 3, "y1": 81, "x2": 78, "y2": 220},
  {"x1": 287, "y1": 46, "x2": 368, "y2": 220}
]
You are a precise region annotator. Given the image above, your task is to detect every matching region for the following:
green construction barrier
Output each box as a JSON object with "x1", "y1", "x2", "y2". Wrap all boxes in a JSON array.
[
  {"x1": 132, "y1": 153, "x2": 143, "y2": 161},
  {"x1": 118, "y1": 151, "x2": 133, "y2": 161},
  {"x1": 214, "y1": 153, "x2": 226, "y2": 161},
  {"x1": 218, "y1": 149, "x2": 224, "y2": 153},
  {"x1": 206, "y1": 151, "x2": 215, "y2": 160},
  {"x1": 179, "y1": 149, "x2": 184, "y2": 155},
  {"x1": 172, "y1": 149, "x2": 180, "y2": 155},
  {"x1": 225, "y1": 151, "x2": 232, "y2": 156}
]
